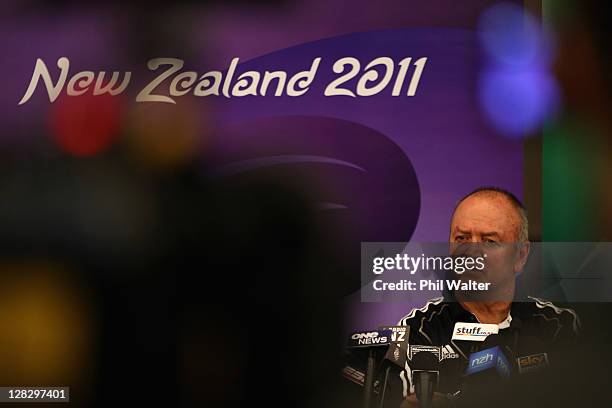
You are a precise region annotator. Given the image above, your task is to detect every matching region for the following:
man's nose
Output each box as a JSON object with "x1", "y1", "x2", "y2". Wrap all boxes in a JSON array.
[{"x1": 465, "y1": 240, "x2": 485, "y2": 256}]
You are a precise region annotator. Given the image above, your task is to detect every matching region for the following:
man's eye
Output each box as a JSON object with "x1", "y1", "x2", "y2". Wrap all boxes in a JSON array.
[
  {"x1": 484, "y1": 239, "x2": 499, "y2": 247},
  {"x1": 455, "y1": 236, "x2": 465, "y2": 242}
]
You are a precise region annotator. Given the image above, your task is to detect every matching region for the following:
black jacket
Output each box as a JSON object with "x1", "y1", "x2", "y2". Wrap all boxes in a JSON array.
[{"x1": 391, "y1": 296, "x2": 580, "y2": 407}]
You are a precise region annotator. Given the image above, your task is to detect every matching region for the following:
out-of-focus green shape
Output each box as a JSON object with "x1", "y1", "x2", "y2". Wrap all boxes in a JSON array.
[
  {"x1": 542, "y1": 119, "x2": 599, "y2": 241},
  {"x1": 543, "y1": 0, "x2": 578, "y2": 24}
]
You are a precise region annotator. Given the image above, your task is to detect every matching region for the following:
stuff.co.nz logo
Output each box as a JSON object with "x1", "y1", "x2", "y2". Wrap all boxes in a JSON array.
[{"x1": 451, "y1": 322, "x2": 499, "y2": 342}]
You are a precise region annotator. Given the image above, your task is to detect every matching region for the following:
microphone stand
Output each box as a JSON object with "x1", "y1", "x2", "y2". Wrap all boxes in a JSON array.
[
  {"x1": 363, "y1": 348, "x2": 377, "y2": 408},
  {"x1": 377, "y1": 365, "x2": 392, "y2": 408}
]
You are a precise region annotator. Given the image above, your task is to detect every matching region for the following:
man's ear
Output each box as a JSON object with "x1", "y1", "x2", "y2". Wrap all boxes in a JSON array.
[{"x1": 514, "y1": 241, "x2": 531, "y2": 275}]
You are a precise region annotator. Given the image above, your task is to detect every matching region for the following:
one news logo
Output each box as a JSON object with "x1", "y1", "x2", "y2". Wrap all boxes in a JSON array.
[
  {"x1": 451, "y1": 322, "x2": 498, "y2": 342},
  {"x1": 350, "y1": 331, "x2": 390, "y2": 346},
  {"x1": 517, "y1": 353, "x2": 549, "y2": 374}
]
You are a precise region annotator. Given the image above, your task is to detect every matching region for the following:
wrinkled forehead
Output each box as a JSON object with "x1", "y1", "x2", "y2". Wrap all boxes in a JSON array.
[{"x1": 450, "y1": 194, "x2": 520, "y2": 237}]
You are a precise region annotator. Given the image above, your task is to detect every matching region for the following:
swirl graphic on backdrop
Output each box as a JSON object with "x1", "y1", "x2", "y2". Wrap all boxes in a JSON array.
[{"x1": 208, "y1": 116, "x2": 421, "y2": 292}]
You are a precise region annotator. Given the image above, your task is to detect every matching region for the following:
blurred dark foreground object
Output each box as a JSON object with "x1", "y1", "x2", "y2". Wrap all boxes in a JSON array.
[{"x1": 0, "y1": 154, "x2": 346, "y2": 407}]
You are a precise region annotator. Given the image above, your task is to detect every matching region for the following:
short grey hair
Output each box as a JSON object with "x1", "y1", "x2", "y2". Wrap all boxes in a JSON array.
[{"x1": 452, "y1": 187, "x2": 529, "y2": 242}]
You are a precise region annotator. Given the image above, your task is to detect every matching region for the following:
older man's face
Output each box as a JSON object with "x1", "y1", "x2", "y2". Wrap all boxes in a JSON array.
[{"x1": 449, "y1": 194, "x2": 527, "y2": 294}]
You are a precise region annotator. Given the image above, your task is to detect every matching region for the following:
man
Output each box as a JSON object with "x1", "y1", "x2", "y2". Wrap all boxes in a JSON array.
[{"x1": 396, "y1": 187, "x2": 580, "y2": 408}]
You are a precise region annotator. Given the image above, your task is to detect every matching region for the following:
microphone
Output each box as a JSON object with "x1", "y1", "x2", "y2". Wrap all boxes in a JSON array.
[
  {"x1": 408, "y1": 347, "x2": 439, "y2": 408},
  {"x1": 378, "y1": 325, "x2": 409, "y2": 369},
  {"x1": 377, "y1": 327, "x2": 409, "y2": 408},
  {"x1": 346, "y1": 329, "x2": 394, "y2": 408},
  {"x1": 465, "y1": 346, "x2": 511, "y2": 378},
  {"x1": 460, "y1": 346, "x2": 512, "y2": 405},
  {"x1": 345, "y1": 327, "x2": 409, "y2": 408},
  {"x1": 517, "y1": 353, "x2": 549, "y2": 374}
]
